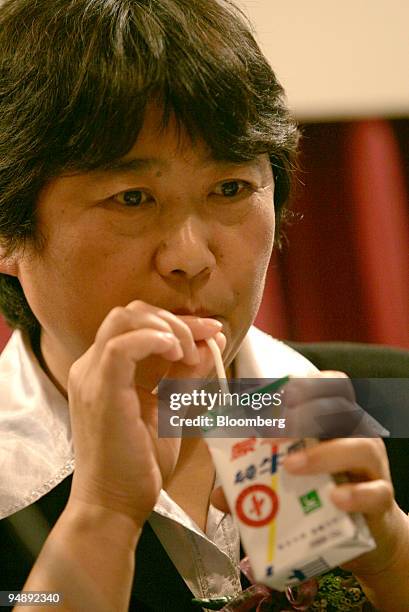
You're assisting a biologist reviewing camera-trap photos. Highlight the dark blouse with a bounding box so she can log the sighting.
[0,474,250,611]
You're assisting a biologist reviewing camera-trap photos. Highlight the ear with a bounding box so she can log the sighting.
[0,247,19,276]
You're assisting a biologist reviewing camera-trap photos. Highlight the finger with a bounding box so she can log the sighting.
[126,302,222,365]
[175,315,224,341]
[210,486,231,514]
[167,331,227,380]
[133,330,227,393]
[94,302,222,367]
[95,305,176,353]
[283,438,389,481]
[152,310,222,365]
[284,371,355,407]
[330,480,394,516]
[94,306,155,349]
[98,328,184,390]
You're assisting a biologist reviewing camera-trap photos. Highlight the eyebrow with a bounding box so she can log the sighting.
[97,157,169,174]
[96,155,267,176]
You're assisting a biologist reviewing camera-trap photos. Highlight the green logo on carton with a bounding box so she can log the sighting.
[299,490,322,514]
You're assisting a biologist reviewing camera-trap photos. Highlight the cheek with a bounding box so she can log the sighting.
[255,192,276,246]
[235,200,275,279]
[222,201,275,316]
[19,223,143,333]
[42,217,139,284]
[220,204,275,363]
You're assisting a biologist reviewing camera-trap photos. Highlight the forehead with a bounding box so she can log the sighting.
[100,105,272,178]
[119,104,213,168]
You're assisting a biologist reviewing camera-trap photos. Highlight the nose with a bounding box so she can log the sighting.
[155,215,216,284]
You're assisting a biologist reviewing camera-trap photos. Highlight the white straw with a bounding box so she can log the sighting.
[205,337,230,396]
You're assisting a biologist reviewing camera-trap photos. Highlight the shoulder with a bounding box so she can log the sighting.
[0,330,73,520]
[236,326,319,378]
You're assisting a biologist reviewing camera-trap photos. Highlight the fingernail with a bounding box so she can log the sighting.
[284,452,308,471]
[201,318,223,328]
[173,341,184,359]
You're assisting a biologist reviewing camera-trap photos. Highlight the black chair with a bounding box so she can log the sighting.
[287,341,409,378]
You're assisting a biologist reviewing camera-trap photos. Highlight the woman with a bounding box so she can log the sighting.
[0,0,407,609]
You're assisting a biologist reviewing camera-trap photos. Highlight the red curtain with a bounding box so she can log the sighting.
[255,118,409,349]
[1,119,409,352]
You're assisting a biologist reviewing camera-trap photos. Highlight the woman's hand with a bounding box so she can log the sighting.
[282,371,409,579]
[211,371,409,609]
[67,300,225,528]
[285,436,409,571]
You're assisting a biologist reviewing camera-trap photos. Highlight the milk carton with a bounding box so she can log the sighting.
[206,436,375,591]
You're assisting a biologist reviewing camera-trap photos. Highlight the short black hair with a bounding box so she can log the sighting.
[0,0,299,336]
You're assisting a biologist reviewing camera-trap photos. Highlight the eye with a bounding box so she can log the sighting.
[112,190,152,207]
[213,180,251,198]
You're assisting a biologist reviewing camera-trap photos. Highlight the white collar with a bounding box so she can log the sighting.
[0,326,316,520]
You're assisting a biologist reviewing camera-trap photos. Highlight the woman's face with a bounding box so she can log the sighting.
[15,106,276,385]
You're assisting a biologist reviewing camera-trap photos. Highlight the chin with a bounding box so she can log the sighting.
[224,324,250,367]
